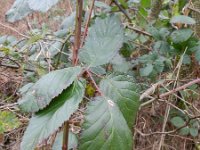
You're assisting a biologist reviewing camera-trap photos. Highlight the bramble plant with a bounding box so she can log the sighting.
[1,0,200,149]
[6,0,140,149]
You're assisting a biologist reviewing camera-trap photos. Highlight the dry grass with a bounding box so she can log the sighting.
[0,0,28,36]
[0,0,71,37]
[135,103,196,150]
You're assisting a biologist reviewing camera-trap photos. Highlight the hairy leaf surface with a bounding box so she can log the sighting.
[170,15,195,25]
[21,80,85,150]
[80,97,132,150]
[18,66,82,112]
[79,16,124,67]
[170,29,193,44]
[6,0,33,23]
[99,74,139,128]
[28,0,60,12]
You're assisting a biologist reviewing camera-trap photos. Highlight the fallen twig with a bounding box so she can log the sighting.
[127,25,152,37]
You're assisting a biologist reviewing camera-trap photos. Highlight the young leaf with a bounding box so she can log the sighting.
[182,54,191,65]
[55,12,76,37]
[110,54,132,72]
[189,128,199,137]
[0,111,21,133]
[179,127,189,135]
[170,15,196,25]
[170,29,193,44]
[28,0,60,12]
[6,0,33,23]
[21,80,85,150]
[140,63,153,77]
[195,49,200,63]
[170,116,185,128]
[18,66,82,112]
[99,74,140,128]
[140,0,151,8]
[154,59,165,73]
[95,1,111,12]
[79,15,124,67]
[80,97,133,150]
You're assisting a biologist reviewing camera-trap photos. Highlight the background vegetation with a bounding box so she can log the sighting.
[0,0,199,150]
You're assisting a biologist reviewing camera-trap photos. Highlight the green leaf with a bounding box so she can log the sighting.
[99,74,139,128]
[139,34,148,43]
[182,54,191,65]
[6,0,33,23]
[170,116,185,128]
[79,16,123,67]
[189,128,198,137]
[190,120,199,128]
[147,26,160,40]
[28,0,60,12]
[90,66,106,75]
[55,12,76,37]
[170,29,193,44]
[48,41,63,57]
[21,80,85,150]
[154,59,165,73]
[95,1,111,11]
[80,97,133,150]
[19,83,34,94]
[18,66,82,112]
[0,111,21,133]
[52,132,78,150]
[170,15,196,25]
[140,64,153,76]
[179,127,189,135]
[140,0,151,8]
[119,0,128,9]
[27,34,43,44]
[60,12,76,30]
[153,41,170,54]
[110,54,131,72]
[195,49,200,63]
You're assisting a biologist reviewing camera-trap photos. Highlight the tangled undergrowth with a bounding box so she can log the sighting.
[0,0,200,150]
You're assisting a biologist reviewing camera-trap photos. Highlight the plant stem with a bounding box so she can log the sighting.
[86,69,103,96]
[62,121,69,150]
[62,1,83,149]
[73,0,83,66]
[113,0,132,22]
[81,0,95,47]
[55,33,72,68]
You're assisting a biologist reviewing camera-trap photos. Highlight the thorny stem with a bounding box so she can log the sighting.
[79,0,104,95]
[55,33,72,68]
[81,0,95,47]
[86,69,103,96]
[63,1,83,150]
[62,121,69,150]
[73,0,83,66]
[113,0,132,22]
